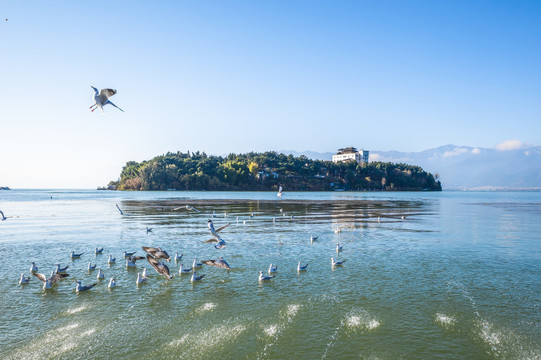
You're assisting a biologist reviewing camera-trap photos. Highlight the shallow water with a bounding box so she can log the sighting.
[0,190,540,359]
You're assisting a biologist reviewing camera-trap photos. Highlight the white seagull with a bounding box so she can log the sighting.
[75,281,97,292]
[192,258,203,269]
[136,272,148,285]
[190,271,205,282]
[123,251,136,257]
[178,263,193,274]
[174,252,183,262]
[108,255,116,264]
[185,205,201,213]
[108,278,116,288]
[277,186,283,198]
[268,263,278,274]
[19,274,30,285]
[88,263,97,271]
[142,268,148,278]
[297,262,308,272]
[70,251,83,259]
[331,257,346,267]
[336,243,343,252]
[33,272,69,290]
[310,235,318,243]
[258,271,275,282]
[95,247,104,255]
[30,262,38,273]
[55,264,69,273]
[97,268,104,279]
[126,256,145,267]
[90,86,124,113]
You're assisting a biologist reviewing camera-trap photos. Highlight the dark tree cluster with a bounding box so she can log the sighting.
[110,151,441,192]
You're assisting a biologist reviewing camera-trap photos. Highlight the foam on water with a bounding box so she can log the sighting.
[343,309,380,332]
[263,324,280,337]
[65,305,90,316]
[196,302,217,314]
[286,304,300,317]
[435,313,456,328]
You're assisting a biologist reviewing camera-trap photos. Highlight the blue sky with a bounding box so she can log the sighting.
[1,1,540,188]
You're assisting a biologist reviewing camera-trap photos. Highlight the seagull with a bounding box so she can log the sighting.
[192,258,203,269]
[178,263,192,274]
[146,254,172,279]
[30,262,38,273]
[70,251,83,259]
[136,272,148,284]
[174,252,183,262]
[277,185,283,198]
[310,235,318,243]
[97,268,104,279]
[146,227,153,234]
[214,236,227,250]
[185,205,201,213]
[0,210,6,221]
[331,257,346,267]
[95,247,104,254]
[336,243,343,252]
[33,272,69,290]
[19,274,30,285]
[90,86,124,113]
[108,278,116,288]
[273,217,276,223]
[258,271,275,282]
[142,268,148,278]
[190,271,205,282]
[207,220,230,237]
[88,263,97,271]
[108,255,116,264]
[116,204,125,215]
[55,264,69,273]
[126,256,145,267]
[297,262,308,272]
[378,216,381,223]
[142,246,170,261]
[202,257,230,272]
[268,263,277,274]
[123,251,136,257]
[75,281,97,292]
[212,211,216,218]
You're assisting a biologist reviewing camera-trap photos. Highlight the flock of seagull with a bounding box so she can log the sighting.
[12,186,352,292]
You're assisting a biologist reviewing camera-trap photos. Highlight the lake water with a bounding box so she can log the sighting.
[0,190,540,359]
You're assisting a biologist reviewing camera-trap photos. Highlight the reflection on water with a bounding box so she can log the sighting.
[0,190,540,359]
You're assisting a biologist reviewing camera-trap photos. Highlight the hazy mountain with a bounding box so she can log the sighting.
[280,145,541,190]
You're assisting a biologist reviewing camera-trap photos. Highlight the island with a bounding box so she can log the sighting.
[107,151,441,191]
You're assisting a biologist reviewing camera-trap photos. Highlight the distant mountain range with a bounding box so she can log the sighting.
[279,145,541,190]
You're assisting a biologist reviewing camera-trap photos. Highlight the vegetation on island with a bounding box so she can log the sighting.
[107,151,442,191]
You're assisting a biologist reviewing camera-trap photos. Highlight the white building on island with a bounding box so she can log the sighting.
[332,147,369,164]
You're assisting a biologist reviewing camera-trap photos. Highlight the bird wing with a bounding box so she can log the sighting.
[142,246,158,255]
[50,273,69,286]
[202,260,216,266]
[99,88,116,99]
[215,223,231,233]
[147,254,170,276]
[156,250,170,260]
[105,100,124,112]
[33,273,47,282]
[201,238,219,243]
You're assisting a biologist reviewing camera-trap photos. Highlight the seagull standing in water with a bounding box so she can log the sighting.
[108,255,116,264]
[33,272,69,290]
[258,271,275,282]
[297,262,308,272]
[277,186,284,198]
[336,243,343,252]
[108,278,116,288]
[179,263,192,274]
[95,247,104,255]
[88,263,97,271]
[30,262,38,273]
[90,86,124,114]
[268,263,278,274]
[75,281,97,292]
[19,274,30,284]
[331,257,346,267]
[190,271,205,282]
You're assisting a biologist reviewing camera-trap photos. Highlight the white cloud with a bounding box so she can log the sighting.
[443,148,469,158]
[495,140,527,151]
[369,153,384,161]
[471,148,481,155]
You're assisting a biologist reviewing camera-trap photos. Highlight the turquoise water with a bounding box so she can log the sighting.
[0,190,540,359]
